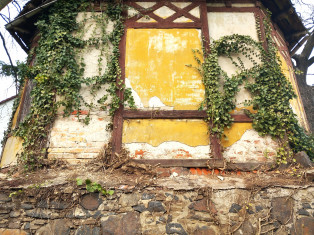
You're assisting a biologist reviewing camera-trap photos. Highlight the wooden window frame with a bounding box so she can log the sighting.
[111,0,262,167]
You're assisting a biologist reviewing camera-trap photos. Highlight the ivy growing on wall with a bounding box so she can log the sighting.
[10,0,134,170]
[194,15,313,162]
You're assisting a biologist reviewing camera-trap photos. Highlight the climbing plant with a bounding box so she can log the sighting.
[193,14,313,162]
[8,0,134,170]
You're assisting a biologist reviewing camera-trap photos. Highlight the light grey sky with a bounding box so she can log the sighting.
[0,0,313,102]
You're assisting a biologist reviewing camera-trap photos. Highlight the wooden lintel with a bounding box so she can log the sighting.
[132,159,274,171]
[123,110,252,122]
[132,159,224,168]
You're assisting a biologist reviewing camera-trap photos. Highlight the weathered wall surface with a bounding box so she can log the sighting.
[0,176,313,235]
[47,13,114,164]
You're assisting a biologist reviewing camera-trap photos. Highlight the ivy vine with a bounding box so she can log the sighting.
[9,0,134,170]
[194,15,313,162]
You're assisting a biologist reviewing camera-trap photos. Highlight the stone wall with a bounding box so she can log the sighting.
[0,181,313,235]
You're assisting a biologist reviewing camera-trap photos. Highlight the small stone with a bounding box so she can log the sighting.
[37,200,48,208]
[0,229,27,235]
[36,219,72,235]
[10,211,21,217]
[132,204,147,213]
[159,216,166,223]
[0,214,9,220]
[142,193,155,200]
[189,199,217,214]
[229,203,242,213]
[21,203,34,210]
[294,151,312,168]
[0,193,11,203]
[75,225,101,235]
[302,203,311,209]
[255,205,263,212]
[271,197,294,224]
[194,226,216,235]
[246,209,254,214]
[24,222,30,230]
[119,193,140,207]
[8,222,20,229]
[33,219,46,225]
[26,208,58,219]
[80,193,102,211]
[51,201,69,210]
[147,201,166,212]
[292,217,314,235]
[234,220,255,235]
[92,211,102,219]
[166,223,188,235]
[0,203,14,210]
[297,209,310,216]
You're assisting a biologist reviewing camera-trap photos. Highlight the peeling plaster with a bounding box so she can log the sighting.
[124,141,211,159]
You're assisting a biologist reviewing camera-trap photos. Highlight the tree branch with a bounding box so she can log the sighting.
[308,56,314,67]
[0,31,18,94]
[301,31,314,60]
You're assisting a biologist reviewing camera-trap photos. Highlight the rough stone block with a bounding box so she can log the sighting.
[80,193,102,211]
[0,193,11,203]
[229,203,242,213]
[119,193,140,207]
[292,217,314,235]
[271,197,294,224]
[294,152,312,168]
[75,225,100,235]
[36,219,72,235]
[0,229,28,235]
[147,201,166,213]
[166,223,187,235]
[189,199,217,214]
[101,212,141,235]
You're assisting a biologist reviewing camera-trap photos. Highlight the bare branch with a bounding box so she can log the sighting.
[300,31,314,60]
[0,31,18,94]
[308,56,314,67]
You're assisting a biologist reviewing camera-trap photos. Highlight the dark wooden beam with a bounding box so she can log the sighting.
[123,110,252,122]
[132,159,224,168]
[132,159,274,171]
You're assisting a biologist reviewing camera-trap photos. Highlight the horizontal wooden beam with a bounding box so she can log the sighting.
[132,159,224,168]
[125,22,202,29]
[132,159,274,171]
[123,110,252,122]
[207,7,258,13]
[123,110,206,119]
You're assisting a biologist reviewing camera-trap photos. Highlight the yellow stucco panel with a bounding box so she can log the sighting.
[125,28,204,110]
[277,52,309,130]
[0,136,23,168]
[122,119,209,147]
[221,123,253,148]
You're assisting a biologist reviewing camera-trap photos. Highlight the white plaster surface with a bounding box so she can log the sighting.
[48,114,111,161]
[172,2,190,9]
[223,129,278,163]
[208,12,258,41]
[124,141,211,159]
[0,99,14,154]
[136,2,156,9]
[125,78,144,108]
[154,6,175,19]
[189,6,200,18]
[208,12,260,108]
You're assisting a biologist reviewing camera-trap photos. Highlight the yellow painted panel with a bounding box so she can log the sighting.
[11,85,26,128]
[122,119,209,147]
[125,28,204,110]
[0,136,23,168]
[222,123,253,147]
[277,52,309,130]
